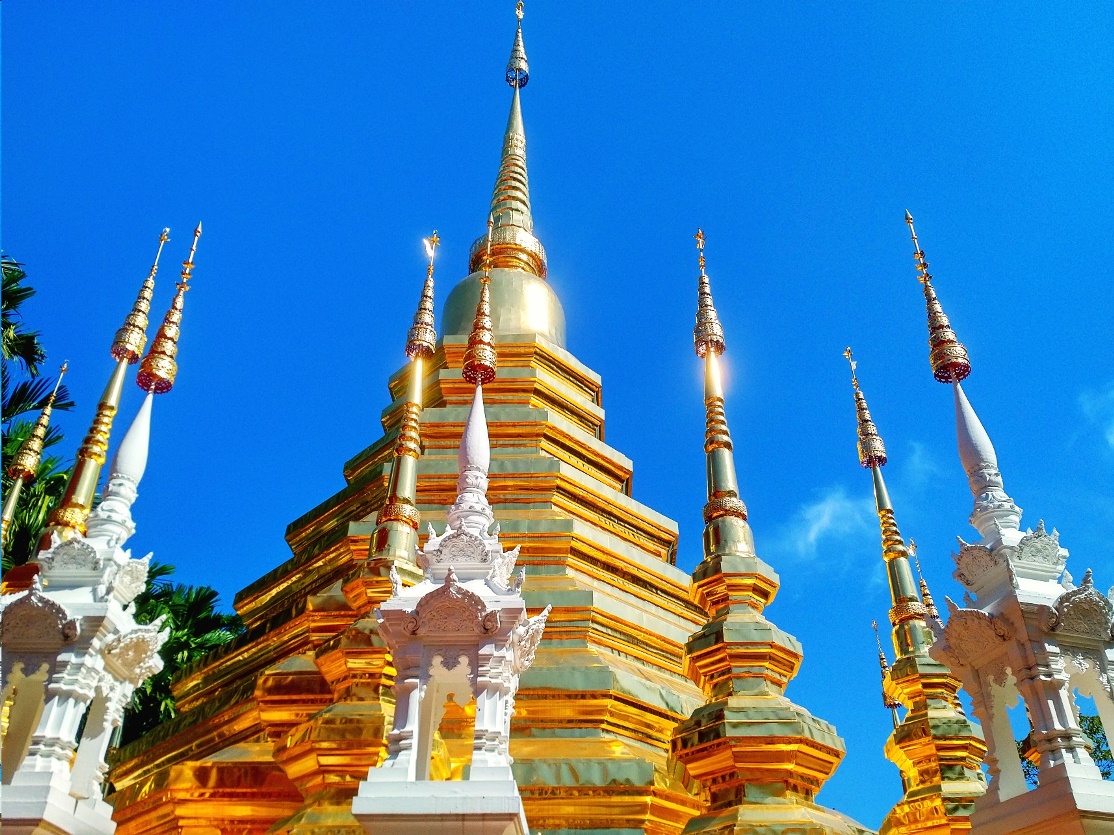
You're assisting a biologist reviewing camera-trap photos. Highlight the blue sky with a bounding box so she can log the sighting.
[4,2,1112,828]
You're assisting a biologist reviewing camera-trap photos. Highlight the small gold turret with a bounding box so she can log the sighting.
[43,229,172,541]
[462,218,498,386]
[2,364,68,549]
[467,1,547,278]
[372,232,441,557]
[873,619,902,728]
[905,211,971,384]
[909,540,940,622]
[137,223,201,394]
[695,230,747,528]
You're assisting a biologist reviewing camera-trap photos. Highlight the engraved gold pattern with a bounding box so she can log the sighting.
[845,347,887,467]
[693,228,726,358]
[377,501,420,530]
[462,217,498,385]
[406,232,439,360]
[112,228,169,363]
[905,211,971,383]
[137,223,200,394]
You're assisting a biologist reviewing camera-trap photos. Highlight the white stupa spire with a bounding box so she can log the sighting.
[447,385,495,536]
[85,392,154,547]
[953,377,1021,541]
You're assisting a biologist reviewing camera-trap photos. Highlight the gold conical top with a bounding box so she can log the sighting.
[845,347,887,468]
[462,218,498,385]
[406,232,440,360]
[111,228,170,363]
[910,540,940,621]
[693,229,726,358]
[468,1,547,278]
[905,212,971,384]
[7,363,68,483]
[137,223,200,394]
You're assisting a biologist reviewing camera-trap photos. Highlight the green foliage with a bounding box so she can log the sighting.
[2,255,75,571]
[120,562,244,746]
[1019,714,1112,787]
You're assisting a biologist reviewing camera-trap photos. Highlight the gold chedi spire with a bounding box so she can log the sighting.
[43,229,174,540]
[2,364,68,548]
[467,1,547,279]
[847,352,987,835]
[462,218,498,386]
[905,211,971,384]
[845,349,928,658]
[372,233,441,558]
[695,230,746,526]
[137,223,201,394]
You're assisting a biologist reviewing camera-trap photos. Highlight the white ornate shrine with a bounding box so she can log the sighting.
[352,384,550,835]
[1,394,169,835]
[928,381,1114,834]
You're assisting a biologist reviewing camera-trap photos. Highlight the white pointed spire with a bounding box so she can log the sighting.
[446,385,495,536]
[85,392,154,547]
[953,381,1021,539]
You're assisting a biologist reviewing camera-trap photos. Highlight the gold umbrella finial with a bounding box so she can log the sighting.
[693,228,725,358]
[846,348,886,468]
[905,212,971,383]
[406,231,440,360]
[136,223,202,394]
[872,620,902,717]
[909,540,940,621]
[111,227,170,363]
[462,217,498,386]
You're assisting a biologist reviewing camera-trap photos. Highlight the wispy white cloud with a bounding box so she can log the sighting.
[902,440,943,487]
[778,485,875,560]
[1079,383,1114,450]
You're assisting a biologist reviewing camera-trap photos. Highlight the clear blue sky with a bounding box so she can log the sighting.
[4,2,1112,828]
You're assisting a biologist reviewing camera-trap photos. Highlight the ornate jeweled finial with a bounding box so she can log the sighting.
[506,2,529,88]
[846,348,886,468]
[693,228,726,358]
[112,228,170,363]
[406,231,440,360]
[463,218,498,385]
[905,212,971,383]
[136,223,200,394]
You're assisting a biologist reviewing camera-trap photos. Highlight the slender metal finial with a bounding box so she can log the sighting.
[905,212,971,383]
[506,2,529,88]
[909,540,941,621]
[843,346,859,391]
[137,224,202,394]
[406,231,440,360]
[847,349,886,468]
[112,227,171,363]
[873,620,902,715]
[463,217,498,385]
[693,228,726,358]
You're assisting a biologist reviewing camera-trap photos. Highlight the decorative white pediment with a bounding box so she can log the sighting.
[38,536,103,574]
[1014,521,1066,571]
[110,553,151,606]
[932,596,1012,672]
[953,537,1002,588]
[511,605,551,675]
[1045,569,1114,641]
[403,569,499,637]
[103,618,168,683]
[0,579,80,649]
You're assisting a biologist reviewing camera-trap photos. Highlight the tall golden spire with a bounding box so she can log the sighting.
[694,230,747,530]
[467,1,547,278]
[372,232,441,560]
[43,229,172,541]
[462,218,498,385]
[137,223,201,394]
[905,211,971,383]
[2,364,68,549]
[845,349,929,658]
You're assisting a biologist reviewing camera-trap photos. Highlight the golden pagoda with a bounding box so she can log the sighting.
[108,7,868,834]
[845,349,987,834]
